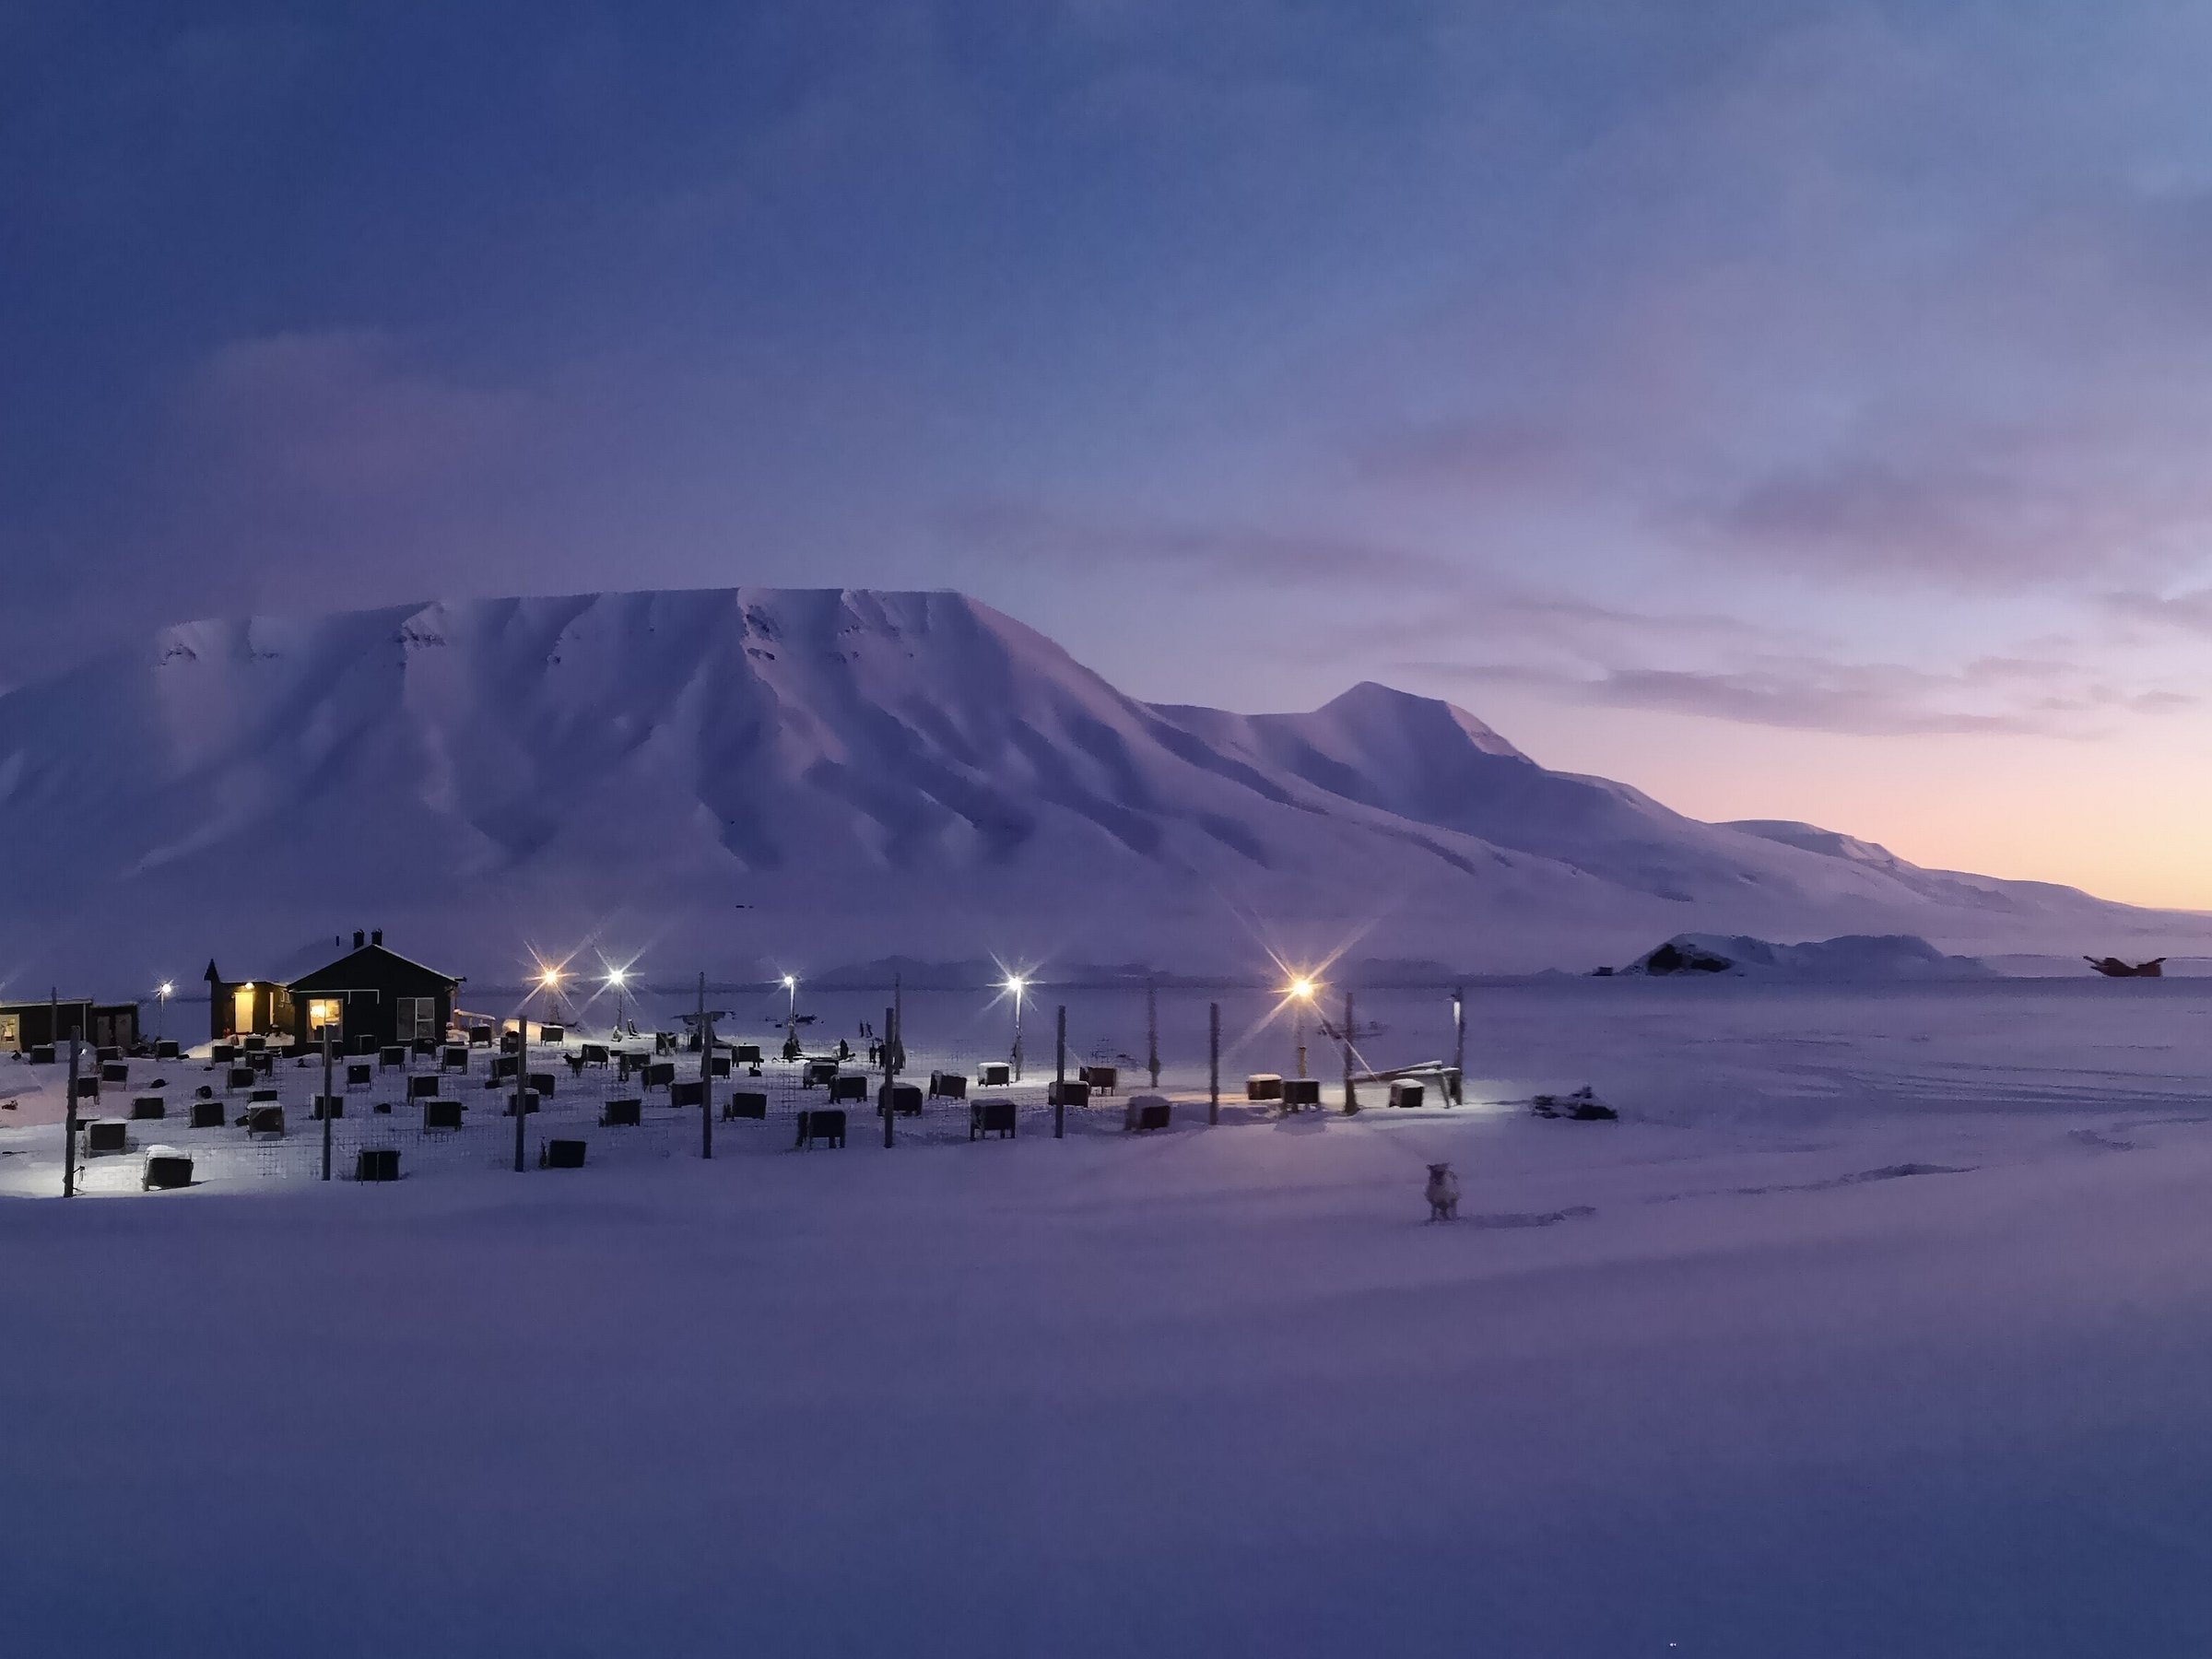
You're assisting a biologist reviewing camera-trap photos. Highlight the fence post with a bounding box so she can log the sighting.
[513,1015,529,1173]
[1452,983,1466,1105]
[700,973,715,1161]
[1208,1001,1219,1125]
[1341,990,1357,1113]
[322,1024,335,1180]
[63,1026,79,1198]
[1146,977,1159,1088]
[882,1004,897,1148]
[1053,1005,1066,1139]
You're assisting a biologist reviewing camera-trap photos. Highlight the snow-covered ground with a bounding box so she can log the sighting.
[6,980,2211,1654]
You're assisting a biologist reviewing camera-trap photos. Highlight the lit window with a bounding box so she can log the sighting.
[309,998,343,1030]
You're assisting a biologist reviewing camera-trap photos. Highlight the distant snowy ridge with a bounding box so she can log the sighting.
[0,586,2202,987]
[1624,934,1994,980]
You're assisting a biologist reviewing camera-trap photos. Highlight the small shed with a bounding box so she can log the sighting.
[282,932,464,1051]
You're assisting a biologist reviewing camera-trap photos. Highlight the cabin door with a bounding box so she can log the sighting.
[233,985,256,1035]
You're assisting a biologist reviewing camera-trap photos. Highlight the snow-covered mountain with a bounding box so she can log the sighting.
[0,587,2197,986]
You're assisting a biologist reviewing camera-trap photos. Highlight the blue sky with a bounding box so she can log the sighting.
[8,2,2212,900]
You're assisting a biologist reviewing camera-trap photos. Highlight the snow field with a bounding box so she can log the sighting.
[5,979,2212,1654]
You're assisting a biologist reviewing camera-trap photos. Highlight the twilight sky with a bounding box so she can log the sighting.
[7,2,2212,905]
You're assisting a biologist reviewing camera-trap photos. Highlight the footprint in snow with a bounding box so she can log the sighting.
[1456,1205,1597,1230]
[2067,1127,2136,1153]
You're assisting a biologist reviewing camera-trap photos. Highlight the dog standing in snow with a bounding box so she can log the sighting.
[1424,1162,1460,1222]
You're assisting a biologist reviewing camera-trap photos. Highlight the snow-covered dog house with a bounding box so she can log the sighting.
[928,1070,968,1100]
[1280,1078,1321,1110]
[1123,1094,1171,1132]
[1246,1074,1282,1101]
[142,1147,192,1190]
[794,1109,846,1148]
[978,1063,1012,1088]
[1389,1080,1425,1110]
[1080,1065,1118,1095]
[970,1100,1017,1140]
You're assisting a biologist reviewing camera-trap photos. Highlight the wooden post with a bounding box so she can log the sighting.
[1207,1001,1219,1125]
[1053,1005,1066,1139]
[1146,977,1159,1088]
[882,1004,897,1148]
[321,1023,335,1180]
[1452,984,1466,1105]
[700,972,714,1160]
[512,1014,529,1173]
[893,972,904,1073]
[1341,990,1357,1113]
[63,1025,79,1198]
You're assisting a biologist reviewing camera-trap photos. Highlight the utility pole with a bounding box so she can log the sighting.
[1341,989,1357,1113]
[893,972,904,1073]
[1452,984,1466,1106]
[700,972,714,1161]
[1146,977,1159,1088]
[321,1022,335,1180]
[1053,1005,1066,1139]
[63,1025,79,1198]
[881,1004,898,1149]
[512,1014,529,1173]
[1207,1001,1219,1126]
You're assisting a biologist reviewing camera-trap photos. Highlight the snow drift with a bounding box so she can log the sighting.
[0,587,2200,985]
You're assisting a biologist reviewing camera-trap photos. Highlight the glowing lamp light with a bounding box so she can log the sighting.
[605,968,628,988]
[1288,977,1316,1001]
[1005,975,1027,995]
[157,982,174,999]
[539,967,561,989]
[782,973,797,991]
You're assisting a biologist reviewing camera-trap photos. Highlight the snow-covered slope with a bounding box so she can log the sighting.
[0,588,2197,983]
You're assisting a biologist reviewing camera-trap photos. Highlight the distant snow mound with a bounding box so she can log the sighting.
[1627,934,1992,980]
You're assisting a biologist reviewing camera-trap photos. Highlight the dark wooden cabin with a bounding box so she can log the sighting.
[282,931,463,1050]
[204,960,295,1043]
[0,998,138,1053]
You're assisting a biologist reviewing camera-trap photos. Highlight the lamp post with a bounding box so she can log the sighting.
[606,966,628,1037]
[155,981,173,1043]
[1288,977,1317,1080]
[782,974,797,1043]
[538,966,561,1039]
[1006,976,1026,1081]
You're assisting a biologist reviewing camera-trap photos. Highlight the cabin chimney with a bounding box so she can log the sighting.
[353,930,366,950]
[371,929,382,947]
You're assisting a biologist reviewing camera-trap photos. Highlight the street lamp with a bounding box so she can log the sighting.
[1287,976,1319,1079]
[1005,975,1027,1080]
[781,973,797,1043]
[155,980,173,1042]
[606,966,628,1036]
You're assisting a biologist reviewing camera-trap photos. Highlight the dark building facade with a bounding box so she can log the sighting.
[281,932,463,1050]
[204,962,295,1043]
[0,998,138,1053]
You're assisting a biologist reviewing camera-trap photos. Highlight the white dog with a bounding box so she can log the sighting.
[1424,1162,1460,1222]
